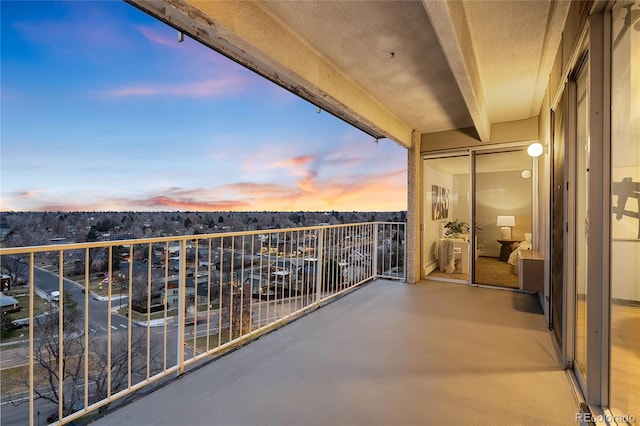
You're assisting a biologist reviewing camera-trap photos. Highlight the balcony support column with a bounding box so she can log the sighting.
[406,130,422,284]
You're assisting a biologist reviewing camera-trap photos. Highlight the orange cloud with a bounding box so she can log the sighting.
[1,167,406,212]
[297,171,319,193]
[143,196,250,211]
[267,154,316,169]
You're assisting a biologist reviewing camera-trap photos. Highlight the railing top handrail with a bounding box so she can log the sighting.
[0,221,405,255]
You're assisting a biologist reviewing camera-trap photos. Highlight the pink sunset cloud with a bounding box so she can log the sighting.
[267,154,317,169]
[1,170,406,212]
[141,196,250,211]
[137,26,178,48]
[103,74,250,98]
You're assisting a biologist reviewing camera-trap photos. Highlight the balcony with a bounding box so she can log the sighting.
[1,221,581,425]
[0,222,406,425]
[93,279,579,426]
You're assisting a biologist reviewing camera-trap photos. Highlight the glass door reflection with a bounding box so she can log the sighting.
[423,155,470,282]
[473,150,532,288]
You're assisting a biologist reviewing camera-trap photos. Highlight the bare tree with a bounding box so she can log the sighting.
[6,294,87,417]
[0,255,29,288]
[89,327,163,413]
[6,293,162,420]
[219,282,252,341]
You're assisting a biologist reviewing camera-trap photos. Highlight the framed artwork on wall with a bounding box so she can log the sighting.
[432,185,449,220]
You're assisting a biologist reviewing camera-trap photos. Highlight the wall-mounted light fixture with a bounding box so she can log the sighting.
[527,142,544,157]
[521,169,531,179]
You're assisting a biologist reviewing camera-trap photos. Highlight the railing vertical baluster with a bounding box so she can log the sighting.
[257,236,263,330]
[193,240,199,358]
[240,235,245,338]
[266,233,271,324]
[272,232,278,321]
[147,243,152,379]
[84,248,90,408]
[229,236,235,344]
[128,244,133,388]
[206,238,212,352]
[316,228,324,305]
[28,253,34,426]
[373,223,379,278]
[296,229,301,312]
[107,246,113,398]
[218,238,223,348]
[403,223,407,280]
[249,234,254,332]
[163,242,169,371]
[57,250,64,421]
[177,239,186,375]
[335,226,341,292]
[287,229,293,314]
[396,223,401,278]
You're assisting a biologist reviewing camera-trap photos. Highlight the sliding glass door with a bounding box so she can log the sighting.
[473,149,533,288]
[574,58,589,386]
[609,1,640,418]
[423,149,535,287]
[422,155,470,282]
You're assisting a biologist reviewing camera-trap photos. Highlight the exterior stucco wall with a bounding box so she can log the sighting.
[420,117,539,152]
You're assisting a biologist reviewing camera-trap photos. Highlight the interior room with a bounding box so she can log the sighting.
[423,148,534,289]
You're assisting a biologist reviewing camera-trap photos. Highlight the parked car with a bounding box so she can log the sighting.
[49,291,60,302]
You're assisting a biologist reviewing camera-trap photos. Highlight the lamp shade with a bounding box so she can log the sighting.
[496,216,516,227]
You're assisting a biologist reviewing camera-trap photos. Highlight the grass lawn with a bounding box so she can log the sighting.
[116,306,179,322]
[1,289,52,344]
[0,364,31,394]
[4,290,51,319]
[70,274,113,298]
[115,302,218,323]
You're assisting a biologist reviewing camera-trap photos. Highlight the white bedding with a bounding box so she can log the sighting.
[508,241,532,273]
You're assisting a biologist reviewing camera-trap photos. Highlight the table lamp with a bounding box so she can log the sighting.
[496,215,515,240]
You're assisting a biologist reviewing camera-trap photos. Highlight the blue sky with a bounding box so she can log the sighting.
[0,1,407,212]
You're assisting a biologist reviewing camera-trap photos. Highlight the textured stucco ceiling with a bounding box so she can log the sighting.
[256,0,569,136]
[130,0,570,145]
[463,0,559,123]
[256,0,474,133]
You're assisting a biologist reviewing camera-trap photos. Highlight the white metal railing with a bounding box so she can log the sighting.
[0,222,405,425]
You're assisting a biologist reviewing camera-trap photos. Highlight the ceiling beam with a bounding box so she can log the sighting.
[127,0,414,148]
[421,0,491,142]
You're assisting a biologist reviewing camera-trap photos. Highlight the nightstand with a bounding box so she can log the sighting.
[497,239,519,261]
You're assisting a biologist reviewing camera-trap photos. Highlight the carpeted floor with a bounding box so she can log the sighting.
[475,256,519,288]
[428,256,519,288]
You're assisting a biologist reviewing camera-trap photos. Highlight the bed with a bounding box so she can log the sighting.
[507,234,533,274]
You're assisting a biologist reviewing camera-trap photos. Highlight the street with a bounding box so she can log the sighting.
[31,267,129,333]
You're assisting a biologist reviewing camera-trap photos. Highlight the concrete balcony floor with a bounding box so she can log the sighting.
[94,280,579,426]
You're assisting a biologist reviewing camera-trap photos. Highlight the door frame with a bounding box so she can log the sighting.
[421,142,539,287]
